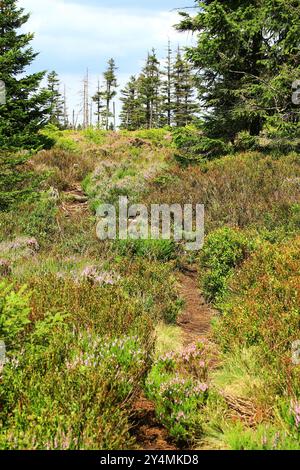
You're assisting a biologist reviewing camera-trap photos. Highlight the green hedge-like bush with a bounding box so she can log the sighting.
[0,282,31,348]
[200,227,255,302]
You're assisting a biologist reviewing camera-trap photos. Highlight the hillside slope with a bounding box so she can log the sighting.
[0,129,299,449]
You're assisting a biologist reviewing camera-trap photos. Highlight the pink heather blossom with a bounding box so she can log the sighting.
[291,400,300,429]
[176,411,186,421]
[198,383,208,393]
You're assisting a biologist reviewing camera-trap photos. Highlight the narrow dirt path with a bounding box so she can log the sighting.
[133,267,216,450]
[61,184,88,216]
[177,268,215,346]
[132,396,178,450]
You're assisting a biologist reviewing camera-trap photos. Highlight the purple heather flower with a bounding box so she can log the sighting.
[291,400,300,429]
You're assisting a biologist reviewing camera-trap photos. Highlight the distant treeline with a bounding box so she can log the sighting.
[46,44,199,132]
[0,0,299,150]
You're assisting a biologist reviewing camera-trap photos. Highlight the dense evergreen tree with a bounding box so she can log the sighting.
[0,0,50,149]
[47,71,64,128]
[172,48,198,127]
[120,76,142,130]
[0,152,40,211]
[138,50,162,129]
[120,45,198,130]
[177,0,300,140]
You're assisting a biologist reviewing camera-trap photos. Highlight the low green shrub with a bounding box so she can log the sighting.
[0,281,31,349]
[200,227,255,302]
[40,125,79,153]
[18,195,58,244]
[121,128,171,147]
[83,128,107,145]
[114,239,178,262]
[0,152,42,212]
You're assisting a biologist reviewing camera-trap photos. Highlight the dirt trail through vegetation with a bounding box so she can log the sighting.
[177,269,215,347]
[133,268,216,450]
[61,184,88,216]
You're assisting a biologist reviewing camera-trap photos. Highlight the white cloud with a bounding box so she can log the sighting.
[20,0,190,62]
[19,0,193,125]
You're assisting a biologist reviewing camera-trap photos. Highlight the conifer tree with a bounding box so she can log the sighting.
[47,71,64,128]
[92,80,105,129]
[0,0,50,149]
[102,58,118,131]
[177,0,300,140]
[138,50,162,129]
[120,76,142,130]
[172,48,198,127]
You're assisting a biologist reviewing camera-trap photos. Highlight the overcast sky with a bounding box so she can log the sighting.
[19,0,195,125]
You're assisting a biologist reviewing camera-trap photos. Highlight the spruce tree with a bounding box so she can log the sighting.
[177,0,300,140]
[172,48,198,127]
[92,80,105,129]
[120,76,142,130]
[0,152,40,211]
[102,58,118,131]
[47,71,64,128]
[138,50,162,129]
[0,0,50,149]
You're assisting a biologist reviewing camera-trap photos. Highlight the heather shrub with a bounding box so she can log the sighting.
[143,152,300,234]
[31,148,95,191]
[0,194,58,247]
[0,257,180,449]
[214,236,300,392]
[146,342,211,444]
[146,372,207,444]
[0,330,148,449]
